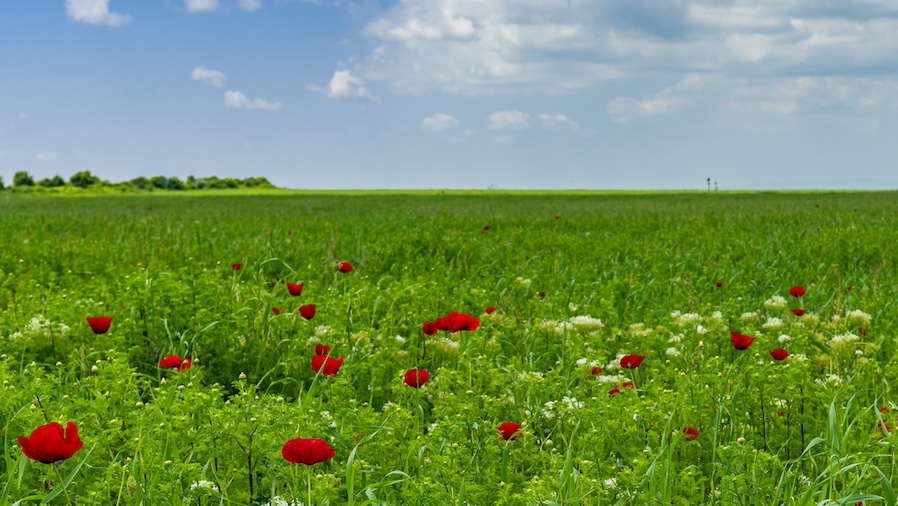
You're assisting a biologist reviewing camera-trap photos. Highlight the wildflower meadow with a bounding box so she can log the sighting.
[1,190,898,505]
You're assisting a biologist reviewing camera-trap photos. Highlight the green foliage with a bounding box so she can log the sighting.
[68,171,100,189]
[13,171,34,187]
[1,191,898,503]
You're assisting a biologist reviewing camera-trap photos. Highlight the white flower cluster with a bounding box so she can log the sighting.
[762,317,784,330]
[740,312,758,321]
[628,322,653,338]
[847,309,872,326]
[596,374,626,385]
[262,497,303,506]
[541,316,604,335]
[561,396,584,410]
[778,334,791,343]
[763,295,787,311]
[670,311,700,327]
[8,315,70,341]
[665,347,680,357]
[515,277,532,288]
[668,334,682,343]
[605,353,627,372]
[189,480,216,491]
[314,325,332,338]
[828,333,859,347]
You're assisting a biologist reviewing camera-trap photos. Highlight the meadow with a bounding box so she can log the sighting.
[1,190,897,505]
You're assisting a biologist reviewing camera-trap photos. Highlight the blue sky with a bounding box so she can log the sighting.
[2,0,898,190]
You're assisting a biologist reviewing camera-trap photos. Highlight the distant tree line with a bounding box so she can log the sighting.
[0,171,275,192]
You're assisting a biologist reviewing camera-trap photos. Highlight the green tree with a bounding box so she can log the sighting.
[0,176,5,190]
[130,177,150,190]
[38,175,66,187]
[69,170,100,189]
[150,175,168,189]
[13,171,34,187]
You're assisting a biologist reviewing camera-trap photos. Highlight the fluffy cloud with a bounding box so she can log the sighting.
[224,91,282,110]
[185,0,218,13]
[361,0,898,112]
[191,66,226,87]
[65,0,132,27]
[35,152,60,161]
[307,70,378,102]
[238,0,262,12]
[421,113,460,132]
[488,110,578,130]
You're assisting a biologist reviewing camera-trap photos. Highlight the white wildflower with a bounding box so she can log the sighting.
[596,374,626,385]
[764,295,787,311]
[778,334,791,344]
[829,333,859,347]
[190,480,216,491]
[668,334,682,344]
[314,325,332,338]
[394,335,406,344]
[740,312,758,321]
[666,347,681,357]
[604,478,618,490]
[569,316,604,330]
[847,309,872,327]
[576,358,588,367]
[515,277,532,288]
[562,396,584,410]
[696,325,708,335]
[762,317,784,330]
[568,302,579,312]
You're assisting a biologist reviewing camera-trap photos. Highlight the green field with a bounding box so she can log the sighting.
[2,191,898,505]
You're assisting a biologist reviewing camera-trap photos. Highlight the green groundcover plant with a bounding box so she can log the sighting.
[1,191,898,505]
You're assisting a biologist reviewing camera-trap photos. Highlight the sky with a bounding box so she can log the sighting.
[2,0,898,190]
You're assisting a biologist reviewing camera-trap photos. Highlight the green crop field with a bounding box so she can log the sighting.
[2,191,898,505]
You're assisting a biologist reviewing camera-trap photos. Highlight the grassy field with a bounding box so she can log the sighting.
[2,191,898,505]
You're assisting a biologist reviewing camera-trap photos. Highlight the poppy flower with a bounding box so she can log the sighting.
[446,312,480,333]
[338,261,352,273]
[315,344,330,356]
[554,215,561,220]
[730,331,755,351]
[620,381,635,390]
[860,328,869,336]
[311,355,344,377]
[86,316,113,334]
[282,438,334,465]
[482,225,490,233]
[299,304,316,320]
[422,322,438,335]
[682,427,699,441]
[18,422,83,464]
[286,283,304,296]
[232,263,243,271]
[403,369,430,388]
[538,292,546,299]
[485,307,496,314]
[789,285,805,298]
[791,309,806,316]
[608,387,622,396]
[715,282,723,288]
[620,354,645,369]
[770,348,789,361]
[497,422,523,441]
[159,355,192,371]
[272,308,281,315]
[591,367,602,375]
[847,286,853,291]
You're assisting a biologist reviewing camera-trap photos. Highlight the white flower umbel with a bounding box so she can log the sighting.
[762,317,784,330]
[778,334,791,343]
[764,295,787,311]
[740,312,758,321]
[847,309,872,327]
[666,347,681,357]
[829,333,859,347]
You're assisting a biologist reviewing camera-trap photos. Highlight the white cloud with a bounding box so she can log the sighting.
[421,113,460,132]
[224,91,282,111]
[361,0,898,105]
[185,0,218,13]
[191,66,226,87]
[488,110,530,130]
[35,152,60,161]
[535,114,578,130]
[238,0,262,12]
[65,0,132,27]
[307,70,378,102]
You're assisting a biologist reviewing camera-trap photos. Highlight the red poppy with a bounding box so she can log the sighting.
[715,282,723,288]
[847,286,853,291]
[338,261,352,273]
[791,309,806,316]
[591,367,602,375]
[860,328,869,336]
[281,438,335,465]
[770,348,789,361]
[608,387,622,396]
[882,406,890,414]
[620,354,645,369]
[159,355,192,371]
[286,283,304,296]
[232,263,243,271]
[272,308,281,315]
[682,427,699,441]
[311,355,344,376]
[789,285,805,298]
[315,344,330,356]
[86,316,113,334]
[620,381,635,389]
[299,304,316,320]
[18,422,83,464]
[730,331,755,351]
[554,215,561,220]
[482,225,490,233]
[538,292,546,299]
[422,322,437,336]
[485,307,496,314]
[446,312,480,332]
[403,369,430,388]
[497,422,523,441]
